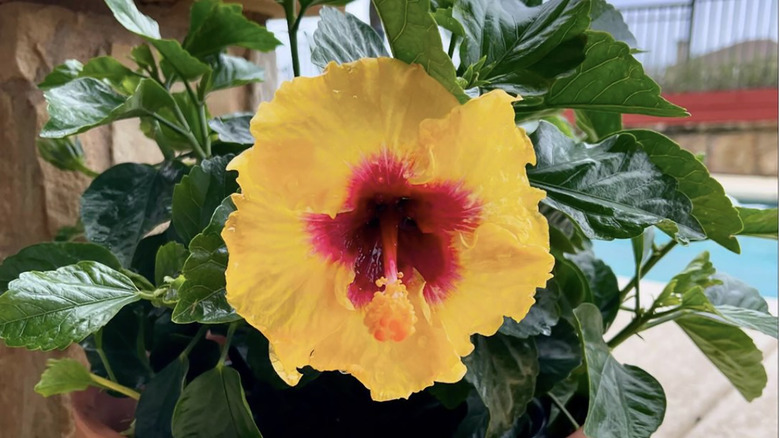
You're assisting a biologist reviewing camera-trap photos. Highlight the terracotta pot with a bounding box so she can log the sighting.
[70,386,137,438]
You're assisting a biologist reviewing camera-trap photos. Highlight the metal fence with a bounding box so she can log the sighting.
[619,0,779,92]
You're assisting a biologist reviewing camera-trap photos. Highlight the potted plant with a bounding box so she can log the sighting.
[1,0,776,437]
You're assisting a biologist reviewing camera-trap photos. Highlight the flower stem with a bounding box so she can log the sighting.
[447,35,458,59]
[218,322,239,366]
[285,2,304,77]
[148,113,206,160]
[90,374,141,400]
[181,325,209,359]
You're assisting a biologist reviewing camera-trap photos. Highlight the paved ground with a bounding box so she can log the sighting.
[608,279,778,437]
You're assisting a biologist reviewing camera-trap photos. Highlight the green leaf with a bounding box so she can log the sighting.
[574,109,622,142]
[38,60,83,90]
[0,242,121,292]
[534,319,582,394]
[311,7,389,70]
[589,0,636,47]
[81,162,186,266]
[709,306,779,338]
[515,32,688,117]
[455,0,590,95]
[499,285,559,339]
[628,130,742,253]
[209,114,253,145]
[172,198,238,324]
[130,44,157,72]
[428,380,473,409]
[0,262,140,350]
[433,7,465,37]
[183,0,280,59]
[676,315,767,401]
[104,0,162,38]
[566,247,620,329]
[104,0,210,80]
[209,54,264,91]
[172,155,238,244]
[36,137,93,174]
[135,357,189,438]
[34,358,94,397]
[373,0,468,102]
[574,303,666,438]
[80,56,141,94]
[40,78,177,138]
[464,334,538,438]
[737,207,778,239]
[171,366,262,438]
[705,273,770,313]
[155,242,189,286]
[528,121,705,242]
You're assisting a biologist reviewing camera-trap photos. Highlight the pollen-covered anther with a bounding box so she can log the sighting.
[363,277,417,342]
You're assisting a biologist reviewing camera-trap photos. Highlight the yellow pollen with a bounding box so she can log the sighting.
[363,276,417,342]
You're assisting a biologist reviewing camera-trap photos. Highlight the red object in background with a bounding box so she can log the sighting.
[622,88,778,126]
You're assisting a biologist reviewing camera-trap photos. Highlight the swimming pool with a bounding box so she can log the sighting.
[592,234,779,298]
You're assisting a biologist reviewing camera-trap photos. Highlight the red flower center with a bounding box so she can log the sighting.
[306,152,482,308]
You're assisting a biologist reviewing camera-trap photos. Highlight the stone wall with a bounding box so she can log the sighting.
[664,122,778,177]
[0,1,273,436]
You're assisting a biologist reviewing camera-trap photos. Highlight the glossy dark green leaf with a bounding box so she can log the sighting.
[464,334,538,438]
[81,162,186,266]
[628,130,742,253]
[534,319,582,394]
[589,0,636,47]
[0,262,140,350]
[135,357,189,438]
[104,0,210,80]
[80,56,141,94]
[155,242,189,286]
[373,0,468,102]
[553,254,593,309]
[311,7,389,70]
[209,114,253,145]
[172,198,237,324]
[528,121,705,242]
[0,242,121,292]
[172,155,237,244]
[676,315,767,401]
[34,358,94,396]
[515,32,688,117]
[455,0,589,95]
[428,380,473,410]
[574,304,666,438]
[36,136,92,174]
[131,44,157,72]
[499,285,559,339]
[171,366,262,438]
[566,247,620,329]
[183,0,280,59]
[736,207,778,239]
[543,204,588,253]
[40,78,177,138]
[209,54,264,91]
[38,59,83,90]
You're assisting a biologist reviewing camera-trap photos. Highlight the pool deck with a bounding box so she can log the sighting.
[609,279,778,437]
[713,173,778,204]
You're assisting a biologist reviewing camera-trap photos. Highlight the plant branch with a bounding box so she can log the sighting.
[94,329,118,383]
[619,240,678,302]
[285,2,303,77]
[90,374,141,400]
[447,35,458,59]
[549,393,580,431]
[181,325,209,359]
[148,112,206,160]
[218,322,239,366]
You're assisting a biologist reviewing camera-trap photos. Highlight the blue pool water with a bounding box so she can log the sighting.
[592,235,779,298]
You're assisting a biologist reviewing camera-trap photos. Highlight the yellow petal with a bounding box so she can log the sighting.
[222,192,354,379]
[416,90,549,247]
[241,58,458,217]
[309,281,466,401]
[437,223,554,356]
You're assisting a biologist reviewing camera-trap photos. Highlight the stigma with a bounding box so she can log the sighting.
[363,275,417,342]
